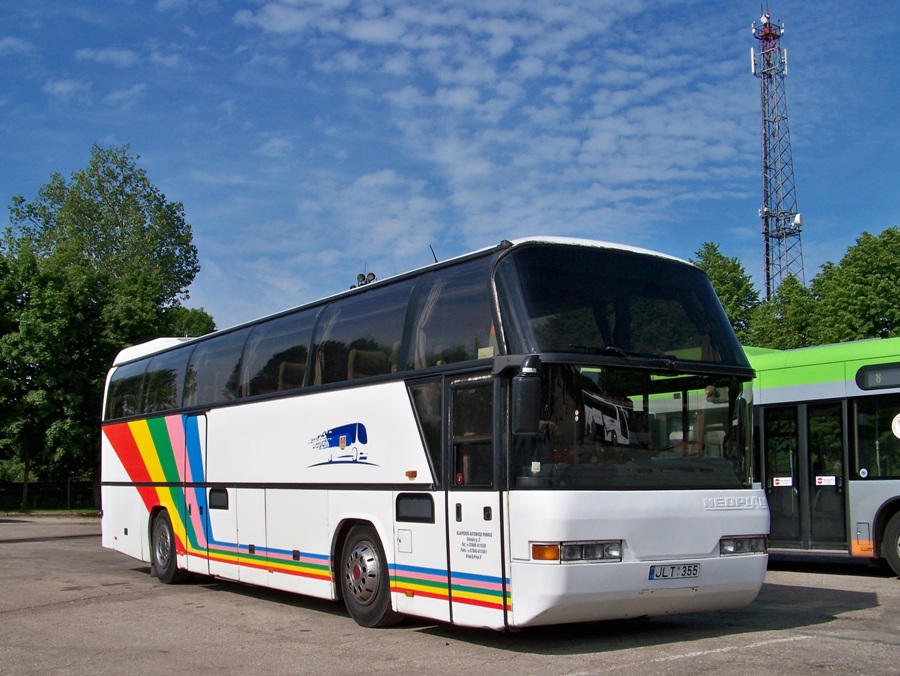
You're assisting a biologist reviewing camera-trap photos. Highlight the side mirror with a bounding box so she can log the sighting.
[511,355,541,435]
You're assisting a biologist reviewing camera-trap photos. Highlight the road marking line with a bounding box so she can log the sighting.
[647,635,811,663]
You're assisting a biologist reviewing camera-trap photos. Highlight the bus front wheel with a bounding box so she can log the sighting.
[884,512,900,577]
[340,525,401,627]
[152,510,188,584]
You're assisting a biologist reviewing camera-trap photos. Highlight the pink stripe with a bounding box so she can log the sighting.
[165,415,187,481]
[450,576,504,592]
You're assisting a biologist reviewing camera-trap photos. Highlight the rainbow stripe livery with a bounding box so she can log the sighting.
[103,415,332,582]
[390,564,511,612]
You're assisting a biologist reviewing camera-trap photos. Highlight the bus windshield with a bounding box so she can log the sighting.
[512,363,751,490]
[495,243,748,367]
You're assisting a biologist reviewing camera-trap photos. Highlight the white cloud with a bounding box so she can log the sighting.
[104,84,146,108]
[75,47,138,68]
[515,55,545,79]
[42,79,91,101]
[0,36,33,55]
[235,3,318,34]
[344,17,406,44]
[151,51,183,68]
[255,135,293,158]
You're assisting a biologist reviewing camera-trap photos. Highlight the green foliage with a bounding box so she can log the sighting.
[745,275,815,349]
[0,144,213,487]
[696,227,900,350]
[691,242,760,343]
[164,306,216,337]
[810,228,900,342]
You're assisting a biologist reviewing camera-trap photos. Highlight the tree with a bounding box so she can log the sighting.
[745,274,815,349]
[810,227,900,343]
[1,144,213,503]
[165,306,216,337]
[691,242,760,343]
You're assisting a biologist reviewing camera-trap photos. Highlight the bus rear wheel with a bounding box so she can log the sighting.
[152,510,188,584]
[340,525,401,627]
[884,512,900,577]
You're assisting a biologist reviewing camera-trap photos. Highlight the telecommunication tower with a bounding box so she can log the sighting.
[752,10,805,299]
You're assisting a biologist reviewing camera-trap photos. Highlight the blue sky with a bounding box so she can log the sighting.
[1,1,898,331]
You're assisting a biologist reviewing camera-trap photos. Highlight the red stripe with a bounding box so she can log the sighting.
[105,423,165,515]
[205,555,332,581]
[453,597,507,610]
[104,422,152,484]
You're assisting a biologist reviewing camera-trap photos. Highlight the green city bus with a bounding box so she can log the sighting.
[747,339,900,575]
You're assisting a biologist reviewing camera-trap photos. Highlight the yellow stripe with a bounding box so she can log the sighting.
[451,589,502,605]
[129,419,167,483]
[393,581,448,595]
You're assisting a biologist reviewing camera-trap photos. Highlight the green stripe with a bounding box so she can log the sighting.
[147,416,180,482]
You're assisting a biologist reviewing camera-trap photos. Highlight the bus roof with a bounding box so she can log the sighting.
[113,337,195,364]
[112,237,693,367]
[744,337,900,404]
[745,338,900,372]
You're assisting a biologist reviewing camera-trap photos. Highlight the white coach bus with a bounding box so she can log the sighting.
[101,237,768,630]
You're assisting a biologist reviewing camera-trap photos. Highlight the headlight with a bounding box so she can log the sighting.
[719,535,767,555]
[532,540,623,562]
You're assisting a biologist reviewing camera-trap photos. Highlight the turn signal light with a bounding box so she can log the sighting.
[531,544,560,561]
[532,540,622,562]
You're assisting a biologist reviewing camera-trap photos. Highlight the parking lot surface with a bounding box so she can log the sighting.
[1,516,898,675]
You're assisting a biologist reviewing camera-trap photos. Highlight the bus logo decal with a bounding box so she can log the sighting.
[702,496,767,511]
[308,422,376,467]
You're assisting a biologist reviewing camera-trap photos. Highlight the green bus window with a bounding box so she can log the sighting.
[855,395,900,479]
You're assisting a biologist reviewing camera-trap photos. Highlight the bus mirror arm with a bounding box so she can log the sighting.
[511,355,542,435]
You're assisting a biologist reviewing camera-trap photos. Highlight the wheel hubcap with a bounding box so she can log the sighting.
[156,525,171,567]
[345,541,380,605]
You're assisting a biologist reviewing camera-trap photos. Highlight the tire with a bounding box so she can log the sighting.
[340,525,401,627]
[884,512,900,577]
[152,510,188,584]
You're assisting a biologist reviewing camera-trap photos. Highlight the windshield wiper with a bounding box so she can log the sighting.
[569,345,633,357]
[569,344,679,370]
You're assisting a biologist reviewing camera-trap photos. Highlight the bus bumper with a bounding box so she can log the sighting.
[506,553,768,628]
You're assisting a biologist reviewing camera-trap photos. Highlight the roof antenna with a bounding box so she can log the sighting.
[429,244,439,263]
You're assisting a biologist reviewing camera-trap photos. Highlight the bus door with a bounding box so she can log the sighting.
[761,403,846,550]
[394,379,450,623]
[205,417,238,579]
[446,376,507,629]
[183,414,210,575]
[807,402,846,547]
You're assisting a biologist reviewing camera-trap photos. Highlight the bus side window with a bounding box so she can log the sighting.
[409,380,443,486]
[144,348,190,413]
[105,360,148,420]
[184,328,250,407]
[241,310,315,396]
[452,384,494,486]
[407,260,496,370]
[313,280,415,385]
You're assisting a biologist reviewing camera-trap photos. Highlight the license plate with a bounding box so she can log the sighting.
[648,563,700,580]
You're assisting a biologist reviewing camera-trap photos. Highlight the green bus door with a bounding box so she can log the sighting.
[761,402,847,551]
